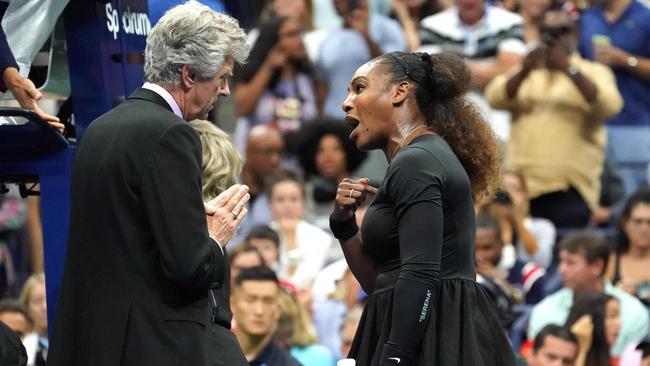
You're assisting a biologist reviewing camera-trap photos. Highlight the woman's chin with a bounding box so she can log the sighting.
[355,141,370,151]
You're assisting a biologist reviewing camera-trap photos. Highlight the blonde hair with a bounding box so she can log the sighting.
[189,119,242,201]
[19,273,46,333]
[277,290,318,347]
[19,272,45,308]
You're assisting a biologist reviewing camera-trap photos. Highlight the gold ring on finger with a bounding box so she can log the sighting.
[349,189,355,198]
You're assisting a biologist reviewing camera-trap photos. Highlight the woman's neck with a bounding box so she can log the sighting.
[281,63,296,79]
[627,245,650,259]
[385,122,430,162]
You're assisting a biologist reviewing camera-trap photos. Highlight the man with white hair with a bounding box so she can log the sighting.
[48,2,251,365]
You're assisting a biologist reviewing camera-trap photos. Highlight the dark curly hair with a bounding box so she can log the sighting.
[615,188,650,254]
[297,119,368,178]
[375,51,501,200]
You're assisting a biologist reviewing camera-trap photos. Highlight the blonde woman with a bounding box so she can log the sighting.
[277,288,336,366]
[189,118,249,365]
[189,119,243,202]
[19,272,47,366]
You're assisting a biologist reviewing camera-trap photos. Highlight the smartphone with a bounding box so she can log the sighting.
[493,189,513,205]
[591,34,611,49]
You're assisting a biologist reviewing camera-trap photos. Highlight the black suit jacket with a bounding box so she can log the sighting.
[48,89,244,366]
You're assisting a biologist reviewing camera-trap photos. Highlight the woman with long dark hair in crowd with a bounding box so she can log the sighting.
[298,119,367,230]
[329,51,517,365]
[235,16,320,135]
[607,188,650,304]
[565,292,621,366]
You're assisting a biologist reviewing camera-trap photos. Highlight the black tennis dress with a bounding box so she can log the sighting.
[350,135,518,366]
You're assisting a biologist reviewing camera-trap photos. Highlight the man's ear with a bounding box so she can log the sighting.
[591,259,606,279]
[391,81,410,106]
[181,64,195,90]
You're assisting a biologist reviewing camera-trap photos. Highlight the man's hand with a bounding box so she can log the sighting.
[522,45,546,74]
[594,45,628,68]
[590,206,611,225]
[570,314,594,351]
[204,184,250,247]
[3,67,64,133]
[476,258,504,281]
[545,42,570,72]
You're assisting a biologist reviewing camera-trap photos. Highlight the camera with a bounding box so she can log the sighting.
[493,189,512,205]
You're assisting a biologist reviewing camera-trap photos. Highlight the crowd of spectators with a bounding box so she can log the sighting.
[1,0,649,364]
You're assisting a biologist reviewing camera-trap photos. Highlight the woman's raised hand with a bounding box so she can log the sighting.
[332,177,378,221]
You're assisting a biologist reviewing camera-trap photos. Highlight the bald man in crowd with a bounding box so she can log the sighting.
[234,125,285,245]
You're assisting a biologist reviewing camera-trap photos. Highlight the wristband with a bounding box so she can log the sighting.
[329,215,359,241]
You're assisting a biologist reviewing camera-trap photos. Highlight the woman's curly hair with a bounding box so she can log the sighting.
[377,51,501,200]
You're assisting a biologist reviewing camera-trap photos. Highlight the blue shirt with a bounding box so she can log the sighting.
[318,14,406,118]
[290,344,336,366]
[579,1,650,126]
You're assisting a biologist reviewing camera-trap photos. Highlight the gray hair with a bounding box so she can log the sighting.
[144,1,249,85]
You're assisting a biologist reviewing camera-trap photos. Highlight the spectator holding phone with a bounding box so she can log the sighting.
[606,188,650,305]
[579,0,650,196]
[485,10,622,229]
[497,170,556,268]
[318,0,406,185]
[318,0,406,119]
[235,15,319,135]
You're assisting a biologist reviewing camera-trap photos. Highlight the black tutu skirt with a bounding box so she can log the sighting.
[349,270,519,366]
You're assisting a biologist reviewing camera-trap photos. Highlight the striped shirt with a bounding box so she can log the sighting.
[418,6,526,59]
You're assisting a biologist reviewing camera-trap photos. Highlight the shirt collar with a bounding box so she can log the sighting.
[251,340,277,365]
[142,82,183,119]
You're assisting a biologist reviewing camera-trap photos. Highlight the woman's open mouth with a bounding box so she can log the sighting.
[345,115,360,140]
